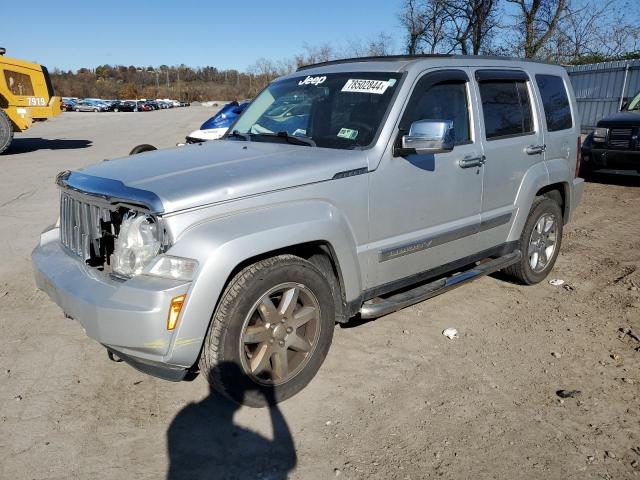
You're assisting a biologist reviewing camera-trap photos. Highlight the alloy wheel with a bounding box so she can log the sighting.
[239,282,321,385]
[528,213,557,273]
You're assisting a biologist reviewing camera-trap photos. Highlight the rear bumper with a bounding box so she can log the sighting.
[567,177,584,224]
[32,227,193,379]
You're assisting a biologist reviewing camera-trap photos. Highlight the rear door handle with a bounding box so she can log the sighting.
[458,155,485,168]
[525,144,546,155]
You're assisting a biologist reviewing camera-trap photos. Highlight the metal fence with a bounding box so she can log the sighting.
[566,59,640,132]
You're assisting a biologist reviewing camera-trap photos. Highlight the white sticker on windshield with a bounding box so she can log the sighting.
[298,75,327,86]
[341,79,390,95]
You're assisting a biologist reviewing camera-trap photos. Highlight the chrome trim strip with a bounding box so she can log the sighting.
[378,212,512,262]
[56,171,164,214]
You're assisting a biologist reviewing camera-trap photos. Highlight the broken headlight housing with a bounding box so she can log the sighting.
[112,212,161,277]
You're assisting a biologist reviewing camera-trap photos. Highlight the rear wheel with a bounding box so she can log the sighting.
[129,144,157,155]
[93,108,99,112]
[503,197,563,285]
[114,108,119,112]
[74,108,80,112]
[0,110,13,154]
[199,255,335,407]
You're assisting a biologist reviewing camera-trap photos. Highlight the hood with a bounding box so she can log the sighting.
[79,140,368,213]
[597,111,640,127]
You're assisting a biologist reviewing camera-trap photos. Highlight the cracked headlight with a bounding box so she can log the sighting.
[112,212,161,277]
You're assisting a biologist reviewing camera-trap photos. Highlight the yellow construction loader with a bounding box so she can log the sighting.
[0,47,61,153]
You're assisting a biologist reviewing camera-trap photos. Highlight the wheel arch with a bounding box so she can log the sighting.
[163,201,362,367]
[536,182,568,223]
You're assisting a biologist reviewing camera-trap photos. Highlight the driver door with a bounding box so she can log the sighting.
[368,68,485,289]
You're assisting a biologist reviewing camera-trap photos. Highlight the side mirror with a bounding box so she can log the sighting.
[399,120,455,156]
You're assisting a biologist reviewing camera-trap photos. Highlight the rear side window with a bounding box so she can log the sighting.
[535,74,572,131]
[479,80,533,139]
[3,70,35,96]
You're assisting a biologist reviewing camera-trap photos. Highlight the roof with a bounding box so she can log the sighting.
[296,54,553,72]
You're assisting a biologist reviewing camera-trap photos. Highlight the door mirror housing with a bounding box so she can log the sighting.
[397,120,455,156]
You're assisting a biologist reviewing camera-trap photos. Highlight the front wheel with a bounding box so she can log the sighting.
[0,110,14,154]
[504,197,563,285]
[199,255,335,407]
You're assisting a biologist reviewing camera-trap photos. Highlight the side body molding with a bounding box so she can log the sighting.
[163,200,362,367]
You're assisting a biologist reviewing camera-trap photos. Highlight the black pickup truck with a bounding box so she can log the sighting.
[581,90,640,176]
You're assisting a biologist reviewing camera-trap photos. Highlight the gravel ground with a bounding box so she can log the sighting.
[0,109,639,479]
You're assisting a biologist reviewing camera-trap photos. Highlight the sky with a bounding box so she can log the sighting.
[2,0,403,72]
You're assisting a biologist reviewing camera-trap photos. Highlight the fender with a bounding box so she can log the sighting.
[545,156,573,222]
[507,161,550,242]
[162,200,362,367]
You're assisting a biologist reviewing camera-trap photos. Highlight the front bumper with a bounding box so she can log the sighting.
[32,228,193,380]
[584,147,640,171]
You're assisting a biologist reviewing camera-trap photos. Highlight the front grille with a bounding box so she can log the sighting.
[608,128,633,149]
[60,191,114,263]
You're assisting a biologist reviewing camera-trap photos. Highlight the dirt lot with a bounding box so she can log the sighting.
[0,108,638,479]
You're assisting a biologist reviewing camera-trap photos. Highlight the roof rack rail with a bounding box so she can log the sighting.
[296,54,550,71]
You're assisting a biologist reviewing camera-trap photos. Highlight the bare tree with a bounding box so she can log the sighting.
[507,0,567,58]
[399,0,429,54]
[445,0,500,54]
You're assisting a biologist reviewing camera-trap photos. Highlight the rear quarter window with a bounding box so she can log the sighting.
[535,74,572,132]
[479,80,533,140]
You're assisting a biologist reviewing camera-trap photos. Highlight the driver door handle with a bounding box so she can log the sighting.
[525,144,546,155]
[458,155,485,169]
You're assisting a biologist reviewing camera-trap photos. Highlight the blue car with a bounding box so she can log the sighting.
[185,101,250,143]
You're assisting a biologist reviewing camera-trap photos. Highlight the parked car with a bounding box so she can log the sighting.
[185,100,250,143]
[32,56,584,407]
[581,89,640,176]
[61,99,77,112]
[113,101,137,112]
[73,100,109,112]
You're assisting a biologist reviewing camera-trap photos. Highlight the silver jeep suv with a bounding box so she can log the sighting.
[32,55,584,406]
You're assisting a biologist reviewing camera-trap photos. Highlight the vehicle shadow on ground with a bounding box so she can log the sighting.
[584,171,640,187]
[166,362,297,480]
[5,138,92,154]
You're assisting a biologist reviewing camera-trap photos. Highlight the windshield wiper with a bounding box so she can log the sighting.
[227,130,251,141]
[276,131,316,147]
[249,131,316,147]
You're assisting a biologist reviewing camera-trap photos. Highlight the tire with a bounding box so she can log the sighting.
[93,108,99,112]
[199,254,336,407]
[74,108,80,112]
[0,110,14,154]
[129,144,157,155]
[503,197,563,285]
[114,108,119,112]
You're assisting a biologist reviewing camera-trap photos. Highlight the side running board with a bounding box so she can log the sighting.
[360,250,521,320]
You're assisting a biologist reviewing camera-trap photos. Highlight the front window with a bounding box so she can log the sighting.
[230,72,402,149]
[625,91,640,111]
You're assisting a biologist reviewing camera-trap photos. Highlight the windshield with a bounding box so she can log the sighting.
[230,72,402,149]
[625,91,640,111]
